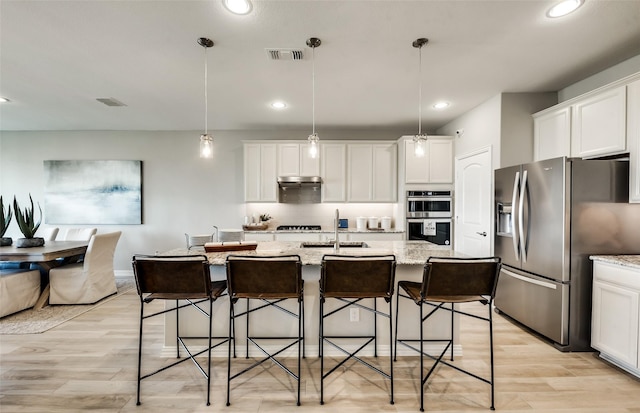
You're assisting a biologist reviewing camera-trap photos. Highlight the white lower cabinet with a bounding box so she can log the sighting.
[347,232,404,241]
[591,260,640,378]
[628,79,640,203]
[244,232,275,242]
[275,233,321,242]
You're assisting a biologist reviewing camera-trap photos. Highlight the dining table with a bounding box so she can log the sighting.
[0,240,89,310]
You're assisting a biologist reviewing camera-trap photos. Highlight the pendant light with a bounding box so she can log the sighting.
[412,38,429,157]
[306,37,321,159]
[198,37,214,159]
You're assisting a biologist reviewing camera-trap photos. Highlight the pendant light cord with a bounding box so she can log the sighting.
[204,46,208,135]
[418,44,422,136]
[312,45,316,135]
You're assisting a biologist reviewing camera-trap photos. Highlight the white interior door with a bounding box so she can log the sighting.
[454,147,492,257]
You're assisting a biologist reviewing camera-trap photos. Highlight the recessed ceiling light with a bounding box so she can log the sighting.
[433,101,450,109]
[271,101,287,109]
[547,0,584,18]
[0,97,10,103]
[223,0,252,15]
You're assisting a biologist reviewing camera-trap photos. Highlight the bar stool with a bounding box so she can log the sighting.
[131,254,228,406]
[225,254,304,406]
[319,254,397,405]
[394,256,502,412]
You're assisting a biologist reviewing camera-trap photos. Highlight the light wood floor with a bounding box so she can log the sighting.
[2,286,640,413]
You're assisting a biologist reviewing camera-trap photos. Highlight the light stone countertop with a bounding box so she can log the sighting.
[590,255,640,271]
[243,229,405,234]
[163,240,462,266]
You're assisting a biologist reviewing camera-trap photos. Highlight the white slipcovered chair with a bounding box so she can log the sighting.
[49,231,122,305]
[58,227,97,241]
[0,269,41,317]
[38,227,59,241]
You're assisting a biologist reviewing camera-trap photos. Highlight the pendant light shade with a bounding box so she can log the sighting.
[198,37,214,159]
[306,37,321,159]
[412,38,429,157]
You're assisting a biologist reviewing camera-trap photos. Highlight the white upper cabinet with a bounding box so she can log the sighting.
[321,143,347,202]
[628,79,640,203]
[404,137,453,184]
[244,143,277,202]
[571,85,627,158]
[347,143,397,202]
[277,143,320,177]
[533,106,571,161]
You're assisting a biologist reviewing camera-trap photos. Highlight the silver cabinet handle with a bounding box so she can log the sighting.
[476,231,487,237]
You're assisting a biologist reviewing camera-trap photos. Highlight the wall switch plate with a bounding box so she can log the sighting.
[350,308,359,322]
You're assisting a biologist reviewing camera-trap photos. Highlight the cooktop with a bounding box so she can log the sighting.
[277,225,322,231]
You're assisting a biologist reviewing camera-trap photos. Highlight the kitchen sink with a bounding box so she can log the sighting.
[300,241,369,248]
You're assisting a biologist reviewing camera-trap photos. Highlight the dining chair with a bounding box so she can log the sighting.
[38,227,59,241]
[0,268,41,317]
[48,231,121,304]
[319,254,397,405]
[131,254,228,406]
[394,256,502,412]
[225,254,304,406]
[185,233,214,250]
[58,227,97,241]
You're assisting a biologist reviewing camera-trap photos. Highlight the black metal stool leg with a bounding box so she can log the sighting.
[245,298,250,359]
[226,301,233,407]
[297,298,302,406]
[489,303,495,410]
[420,302,425,413]
[450,302,455,361]
[175,299,180,358]
[206,299,213,406]
[136,301,144,406]
[320,297,324,405]
[389,298,394,405]
[374,298,378,358]
[393,290,400,362]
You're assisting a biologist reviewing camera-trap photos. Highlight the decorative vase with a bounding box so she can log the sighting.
[0,237,12,247]
[16,237,45,248]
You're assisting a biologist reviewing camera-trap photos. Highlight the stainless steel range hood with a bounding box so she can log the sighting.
[277,176,322,203]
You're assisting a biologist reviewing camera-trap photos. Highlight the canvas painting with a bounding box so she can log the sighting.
[44,160,142,225]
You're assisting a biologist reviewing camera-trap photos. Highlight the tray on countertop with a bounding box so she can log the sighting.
[204,241,258,252]
[242,224,268,231]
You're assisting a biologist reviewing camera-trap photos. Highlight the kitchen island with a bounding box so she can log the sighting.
[159,240,467,357]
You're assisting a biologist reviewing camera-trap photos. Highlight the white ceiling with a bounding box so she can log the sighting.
[1,0,639,133]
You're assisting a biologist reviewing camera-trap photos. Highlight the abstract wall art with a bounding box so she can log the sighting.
[44,160,142,225]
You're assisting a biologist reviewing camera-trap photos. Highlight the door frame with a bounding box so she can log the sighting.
[454,145,493,255]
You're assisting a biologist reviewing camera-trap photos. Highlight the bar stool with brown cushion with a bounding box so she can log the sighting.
[131,254,228,406]
[320,254,397,405]
[394,256,502,412]
[225,254,304,406]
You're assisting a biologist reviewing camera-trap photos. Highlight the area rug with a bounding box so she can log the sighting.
[0,277,135,335]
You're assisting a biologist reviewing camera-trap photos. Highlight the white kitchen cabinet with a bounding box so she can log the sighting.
[347,232,404,241]
[321,143,347,202]
[628,79,640,203]
[404,137,453,184]
[533,106,571,161]
[347,143,397,202]
[571,86,627,158]
[275,232,321,242]
[591,260,640,378]
[244,232,275,242]
[244,143,277,202]
[277,143,320,177]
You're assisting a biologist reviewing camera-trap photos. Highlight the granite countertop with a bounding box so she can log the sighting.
[590,255,640,270]
[163,240,461,266]
[243,228,405,234]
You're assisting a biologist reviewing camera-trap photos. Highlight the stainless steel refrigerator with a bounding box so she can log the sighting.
[494,157,639,351]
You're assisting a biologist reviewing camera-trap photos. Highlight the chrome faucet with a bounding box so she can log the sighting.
[334,208,340,252]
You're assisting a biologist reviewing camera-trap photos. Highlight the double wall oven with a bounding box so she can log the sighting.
[406,190,452,246]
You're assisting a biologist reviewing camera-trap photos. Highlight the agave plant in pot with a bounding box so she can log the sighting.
[0,196,13,246]
[13,194,44,248]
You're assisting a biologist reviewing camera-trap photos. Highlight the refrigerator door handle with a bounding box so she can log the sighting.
[502,268,557,290]
[511,171,520,261]
[519,169,528,263]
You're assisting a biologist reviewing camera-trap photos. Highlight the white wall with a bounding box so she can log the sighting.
[559,54,640,102]
[0,128,400,271]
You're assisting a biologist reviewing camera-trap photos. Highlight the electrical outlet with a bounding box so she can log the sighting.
[349,308,359,322]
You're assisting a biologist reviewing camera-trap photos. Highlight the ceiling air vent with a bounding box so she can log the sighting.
[265,48,304,61]
[96,97,127,107]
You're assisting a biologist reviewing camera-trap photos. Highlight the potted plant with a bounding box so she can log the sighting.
[13,194,44,248]
[0,196,13,246]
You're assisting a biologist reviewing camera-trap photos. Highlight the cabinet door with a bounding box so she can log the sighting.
[572,86,627,158]
[534,107,571,161]
[372,144,397,202]
[244,143,261,202]
[278,143,300,176]
[628,79,640,203]
[260,144,278,202]
[347,144,373,202]
[321,143,346,202]
[300,143,320,176]
[428,139,453,183]
[405,139,429,183]
[592,279,639,366]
